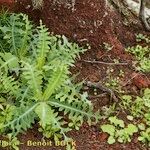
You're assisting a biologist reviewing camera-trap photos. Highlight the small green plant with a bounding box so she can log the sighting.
[31,0,44,9]
[120,95,132,110]
[105,78,119,89]
[103,42,113,51]
[101,104,116,119]
[31,0,76,11]
[105,67,125,93]
[126,45,150,72]
[127,34,150,72]
[0,13,100,150]
[127,45,149,59]
[105,76,124,93]
[120,88,150,118]
[119,88,150,145]
[136,33,150,43]
[142,88,150,108]
[138,128,150,145]
[101,116,138,144]
[119,70,125,77]
[138,114,150,146]
[120,95,145,118]
[144,113,150,126]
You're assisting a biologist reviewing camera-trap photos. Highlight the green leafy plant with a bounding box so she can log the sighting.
[144,113,150,126]
[0,13,100,150]
[120,95,145,118]
[142,88,150,108]
[120,88,150,118]
[101,116,138,144]
[101,104,116,119]
[126,45,150,72]
[105,78,119,89]
[138,128,150,145]
[126,45,149,59]
[105,76,124,93]
[119,88,150,145]
[136,33,150,43]
[138,114,150,146]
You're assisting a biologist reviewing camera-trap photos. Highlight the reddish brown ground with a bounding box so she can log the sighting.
[0,0,150,149]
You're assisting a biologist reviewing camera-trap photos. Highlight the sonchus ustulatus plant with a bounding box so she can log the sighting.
[0,13,100,149]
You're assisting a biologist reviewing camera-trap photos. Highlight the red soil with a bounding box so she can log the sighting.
[0,0,150,149]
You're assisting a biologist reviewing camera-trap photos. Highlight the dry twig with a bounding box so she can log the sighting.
[85,81,119,103]
[81,59,128,65]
